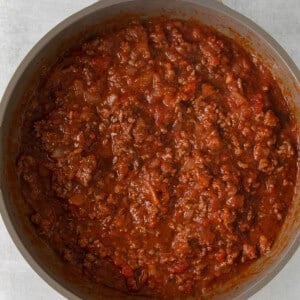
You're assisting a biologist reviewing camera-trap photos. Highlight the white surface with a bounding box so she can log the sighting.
[0,0,299,299]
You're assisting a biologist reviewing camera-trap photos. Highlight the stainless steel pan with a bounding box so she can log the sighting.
[1,0,300,299]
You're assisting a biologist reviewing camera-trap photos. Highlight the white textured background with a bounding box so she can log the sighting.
[0,0,299,299]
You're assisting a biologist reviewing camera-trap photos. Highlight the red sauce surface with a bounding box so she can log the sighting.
[17,18,298,298]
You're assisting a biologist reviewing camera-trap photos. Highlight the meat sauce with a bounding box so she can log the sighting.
[17,18,298,298]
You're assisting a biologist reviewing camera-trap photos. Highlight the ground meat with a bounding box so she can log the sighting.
[17,17,298,298]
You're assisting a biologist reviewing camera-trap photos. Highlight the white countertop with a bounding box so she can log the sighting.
[0,1,299,299]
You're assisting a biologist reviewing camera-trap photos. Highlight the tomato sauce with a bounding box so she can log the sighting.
[17,18,298,298]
